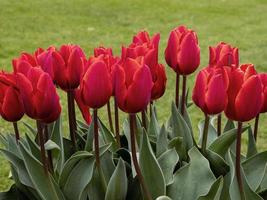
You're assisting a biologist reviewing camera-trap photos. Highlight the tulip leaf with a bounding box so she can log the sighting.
[0,149,34,188]
[197,176,224,200]
[167,147,216,200]
[148,105,160,137]
[139,130,166,199]
[156,196,172,200]
[246,126,257,159]
[156,124,169,157]
[63,157,95,200]
[84,122,94,152]
[242,151,267,192]
[198,119,218,147]
[99,119,119,152]
[223,120,235,133]
[105,159,128,200]
[18,142,65,200]
[168,137,187,161]
[205,149,229,176]
[25,134,41,162]
[208,125,248,158]
[23,122,37,136]
[157,148,179,185]
[170,102,193,151]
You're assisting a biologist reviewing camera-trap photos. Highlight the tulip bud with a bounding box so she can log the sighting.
[192,67,228,115]
[0,72,24,122]
[209,42,239,67]
[151,63,167,100]
[52,44,85,90]
[74,88,92,124]
[165,25,200,75]
[114,58,153,113]
[17,68,61,123]
[80,59,113,109]
[224,66,263,122]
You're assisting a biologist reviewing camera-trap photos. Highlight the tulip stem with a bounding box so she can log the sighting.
[129,114,152,200]
[44,125,54,173]
[254,114,260,142]
[93,109,100,168]
[36,121,49,175]
[217,114,222,136]
[181,75,187,115]
[13,122,20,144]
[175,72,180,109]
[150,101,153,118]
[236,122,244,199]
[201,114,210,153]
[114,97,121,147]
[107,100,114,133]
[67,90,77,151]
[141,110,147,130]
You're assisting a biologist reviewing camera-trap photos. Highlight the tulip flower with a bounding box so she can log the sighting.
[165,25,200,114]
[224,64,263,195]
[209,42,239,68]
[13,47,55,79]
[17,67,61,123]
[114,58,153,114]
[52,44,85,90]
[0,72,24,142]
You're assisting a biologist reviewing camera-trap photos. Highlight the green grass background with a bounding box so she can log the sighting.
[1,0,267,191]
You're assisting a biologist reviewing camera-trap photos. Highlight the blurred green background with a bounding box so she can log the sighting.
[1,0,267,191]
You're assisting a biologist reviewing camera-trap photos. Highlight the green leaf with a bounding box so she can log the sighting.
[63,157,95,200]
[157,148,179,185]
[223,120,235,132]
[205,149,229,176]
[50,117,65,173]
[18,142,65,200]
[99,119,119,152]
[198,176,224,200]
[105,159,128,200]
[59,151,93,188]
[0,149,33,188]
[167,147,216,200]
[148,105,160,137]
[170,102,193,150]
[156,196,172,200]
[139,130,166,199]
[24,134,41,162]
[23,122,37,136]
[84,122,94,152]
[246,127,257,159]
[209,125,248,158]
[198,119,217,147]
[242,151,267,192]
[156,125,169,157]
[168,137,187,161]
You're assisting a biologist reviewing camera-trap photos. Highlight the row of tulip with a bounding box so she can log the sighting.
[0,25,266,199]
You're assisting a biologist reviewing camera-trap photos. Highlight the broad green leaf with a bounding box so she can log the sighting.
[156,125,169,157]
[170,102,193,150]
[19,142,65,200]
[84,122,94,152]
[246,127,257,159]
[209,125,248,158]
[45,140,60,151]
[242,151,267,192]
[59,151,93,188]
[24,134,41,162]
[99,119,119,152]
[139,130,166,199]
[23,122,37,136]
[198,176,224,200]
[168,137,187,161]
[157,148,179,185]
[63,158,95,200]
[156,196,172,200]
[148,105,160,137]
[223,120,235,132]
[198,119,217,147]
[105,159,127,200]
[167,147,216,200]
[0,149,33,188]
[205,149,229,176]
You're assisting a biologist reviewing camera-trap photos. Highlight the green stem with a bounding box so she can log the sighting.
[114,97,121,147]
[254,114,259,142]
[107,100,114,133]
[201,114,210,153]
[67,90,77,150]
[175,72,180,109]
[181,75,187,115]
[13,122,20,144]
[236,122,244,199]
[217,114,222,136]
[141,110,147,130]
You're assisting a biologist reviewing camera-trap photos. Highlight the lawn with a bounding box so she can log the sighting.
[1,0,267,191]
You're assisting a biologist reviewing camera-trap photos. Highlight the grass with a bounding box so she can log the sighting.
[1,0,267,191]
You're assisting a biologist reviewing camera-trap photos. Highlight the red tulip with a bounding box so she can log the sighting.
[224,65,263,122]
[165,25,200,75]
[80,59,113,109]
[52,44,85,90]
[74,88,92,124]
[259,73,267,113]
[114,58,153,113]
[151,63,167,100]
[0,72,24,122]
[192,67,228,115]
[209,42,239,68]
[17,67,61,123]
[13,47,55,79]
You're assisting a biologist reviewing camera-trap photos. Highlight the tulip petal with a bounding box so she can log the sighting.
[75,89,92,124]
[164,30,179,70]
